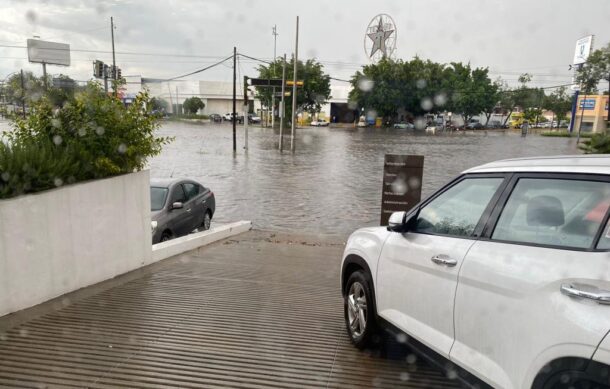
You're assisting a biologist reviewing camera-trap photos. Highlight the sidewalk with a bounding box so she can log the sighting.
[0,230,459,388]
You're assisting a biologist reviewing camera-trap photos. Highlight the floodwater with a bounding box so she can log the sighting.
[149,121,579,235]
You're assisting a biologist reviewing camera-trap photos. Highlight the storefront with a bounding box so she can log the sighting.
[571,95,609,133]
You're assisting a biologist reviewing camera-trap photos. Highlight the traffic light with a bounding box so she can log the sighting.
[93,60,104,78]
[116,67,122,80]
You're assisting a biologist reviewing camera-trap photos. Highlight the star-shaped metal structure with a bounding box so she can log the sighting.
[367,17,394,58]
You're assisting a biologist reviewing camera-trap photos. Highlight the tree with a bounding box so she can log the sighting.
[149,97,169,112]
[182,96,204,114]
[348,57,499,125]
[543,86,572,127]
[576,43,610,94]
[255,57,331,123]
[2,71,45,106]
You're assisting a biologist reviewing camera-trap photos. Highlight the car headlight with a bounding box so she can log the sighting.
[151,220,158,233]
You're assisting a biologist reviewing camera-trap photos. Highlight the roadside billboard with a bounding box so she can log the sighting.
[573,35,593,65]
[27,39,70,66]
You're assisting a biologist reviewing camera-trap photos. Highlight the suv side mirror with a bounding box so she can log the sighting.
[387,210,418,232]
[171,201,184,210]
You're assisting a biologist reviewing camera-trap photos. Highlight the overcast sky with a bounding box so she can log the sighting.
[0,0,609,90]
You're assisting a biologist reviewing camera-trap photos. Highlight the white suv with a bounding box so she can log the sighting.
[341,155,610,389]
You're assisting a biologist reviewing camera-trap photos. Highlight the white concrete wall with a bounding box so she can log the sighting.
[0,171,153,317]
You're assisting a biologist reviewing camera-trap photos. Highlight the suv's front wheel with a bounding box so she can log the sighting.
[344,271,377,348]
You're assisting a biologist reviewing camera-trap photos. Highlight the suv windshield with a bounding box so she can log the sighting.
[150,187,168,211]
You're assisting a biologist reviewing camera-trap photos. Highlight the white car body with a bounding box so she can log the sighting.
[341,155,610,389]
[311,120,329,127]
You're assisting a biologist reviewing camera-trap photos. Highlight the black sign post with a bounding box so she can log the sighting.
[380,154,424,225]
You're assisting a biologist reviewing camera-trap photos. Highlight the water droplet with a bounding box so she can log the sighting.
[414,117,427,130]
[95,126,105,135]
[421,98,433,111]
[118,144,127,154]
[51,118,61,128]
[347,100,358,110]
[406,353,417,364]
[54,177,63,187]
[78,128,87,136]
[434,93,447,106]
[25,10,37,23]
[19,328,29,337]
[400,372,410,381]
[358,78,374,92]
[52,135,62,145]
[391,178,407,195]
[416,79,426,89]
[447,369,458,380]
[1,172,9,182]
[302,134,312,145]
[396,333,408,343]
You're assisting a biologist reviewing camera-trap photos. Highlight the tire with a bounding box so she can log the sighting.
[201,212,212,231]
[344,270,378,349]
[160,231,172,242]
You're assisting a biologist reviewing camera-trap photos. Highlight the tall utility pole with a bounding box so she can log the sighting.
[110,16,117,97]
[243,75,249,150]
[279,54,287,152]
[232,46,237,153]
[271,25,278,129]
[20,69,25,119]
[290,16,299,153]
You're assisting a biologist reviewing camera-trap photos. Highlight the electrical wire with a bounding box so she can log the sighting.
[162,54,234,81]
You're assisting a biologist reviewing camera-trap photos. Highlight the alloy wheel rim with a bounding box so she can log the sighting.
[347,282,367,338]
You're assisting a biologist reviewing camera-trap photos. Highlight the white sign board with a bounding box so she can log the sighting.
[27,39,70,66]
[573,35,593,65]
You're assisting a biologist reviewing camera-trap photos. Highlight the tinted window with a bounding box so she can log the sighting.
[492,178,610,249]
[182,183,199,200]
[170,185,187,203]
[150,187,168,211]
[414,178,503,237]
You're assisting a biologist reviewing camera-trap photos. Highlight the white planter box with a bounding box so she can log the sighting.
[0,170,152,317]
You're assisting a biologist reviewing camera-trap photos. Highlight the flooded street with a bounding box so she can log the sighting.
[149,121,579,235]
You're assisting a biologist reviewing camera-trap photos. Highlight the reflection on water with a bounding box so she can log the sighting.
[150,122,578,235]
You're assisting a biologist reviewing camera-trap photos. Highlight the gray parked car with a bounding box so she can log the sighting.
[150,178,216,243]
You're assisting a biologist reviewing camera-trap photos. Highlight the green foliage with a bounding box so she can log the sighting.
[0,72,82,107]
[543,86,572,124]
[0,140,86,199]
[1,82,172,199]
[576,43,610,94]
[579,132,610,154]
[540,130,592,138]
[255,57,331,122]
[182,97,205,114]
[150,97,169,112]
[348,57,498,123]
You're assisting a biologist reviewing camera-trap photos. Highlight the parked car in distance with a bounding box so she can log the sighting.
[223,112,244,123]
[209,113,222,122]
[341,155,610,389]
[150,178,215,244]
[393,122,415,130]
[311,119,329,127]
[466,120,484,129]
[248,114,261,124]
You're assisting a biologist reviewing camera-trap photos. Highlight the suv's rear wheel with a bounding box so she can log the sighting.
[344,271,377,348]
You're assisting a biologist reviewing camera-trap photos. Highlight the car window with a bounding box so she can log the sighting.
[492,178,610,249]
[597,218,610,250]
[150,187,168,211]
[182,183,199,200]
[414,177,504,237]
[169,185,187,204]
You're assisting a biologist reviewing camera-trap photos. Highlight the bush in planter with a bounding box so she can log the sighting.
[579,131,610,154]
[0,82,172,198]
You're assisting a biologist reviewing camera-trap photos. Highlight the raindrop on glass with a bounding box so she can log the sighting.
[52,135,62,145]
[421,98,433,111]
[118,144,127,154]
[358,78,374,92]
[416,79,426,89]
[54,177,63,187]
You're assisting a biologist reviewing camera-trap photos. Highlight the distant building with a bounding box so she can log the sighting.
[570,94,609,133]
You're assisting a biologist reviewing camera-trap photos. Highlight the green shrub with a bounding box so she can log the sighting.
[0,82,172,199]
[580,132,610,154]
[540,130,593,138]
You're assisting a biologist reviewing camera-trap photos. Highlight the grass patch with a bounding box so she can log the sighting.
[540,130,593,138]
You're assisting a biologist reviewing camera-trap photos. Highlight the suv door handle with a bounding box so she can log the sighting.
[186,208,191,213]
[431,255,458,267]
[560,283,610,305]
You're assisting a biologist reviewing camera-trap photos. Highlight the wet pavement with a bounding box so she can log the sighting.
[0,231,462,388]
[149,121,578,235]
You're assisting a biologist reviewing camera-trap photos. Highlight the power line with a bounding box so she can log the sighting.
[161,54,234,81]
